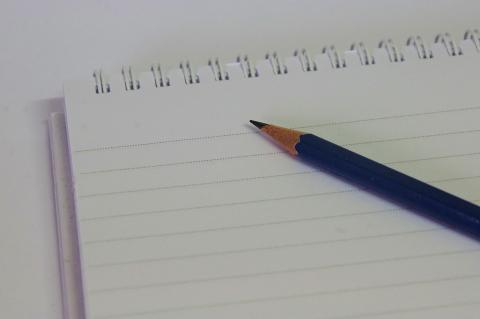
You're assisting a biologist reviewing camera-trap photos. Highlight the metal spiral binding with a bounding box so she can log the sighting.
[93,70,110,94]
[208,58,228,81]
[151,64,168,87]
[294,49,316,71]
[121,66,140,91]
[322,45,345,69]
[435,33,462,56]
[266,52,287,75]
[378,39,404,62]
[236,55,258,78]
[351,42,375,65]
[180,61,199,84]
[465,29,480,51]
[93,30,480,94]
[406,36,433,59]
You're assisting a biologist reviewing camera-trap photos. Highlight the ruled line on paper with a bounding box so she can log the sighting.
[75,130,256,153]
[78,152,480,198]
[83,207,400,244]
[79,151,286,175]
[78,170,315,198]
[86,228,441,268]
[88,248,480,294]
[95,274,480,319]
[79,175,480,221]
[80,189,357,221]
[385,151,480,165]
[296,105,480,131]
[78,129,480,175]
[343,129,480,147]
[324,300,480,319]
[83,191,480,244]
[74,105,480,153]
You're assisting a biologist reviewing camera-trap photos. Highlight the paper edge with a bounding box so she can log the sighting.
[48,112,86,319]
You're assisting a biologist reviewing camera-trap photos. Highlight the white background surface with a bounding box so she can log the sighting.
[1,1,479,318]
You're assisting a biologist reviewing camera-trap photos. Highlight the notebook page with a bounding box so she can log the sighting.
[65,54,480,319]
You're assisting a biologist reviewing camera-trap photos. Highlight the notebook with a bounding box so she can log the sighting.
[61,31,480,319]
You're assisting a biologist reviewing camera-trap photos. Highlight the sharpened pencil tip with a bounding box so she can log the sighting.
[250,120,268,129]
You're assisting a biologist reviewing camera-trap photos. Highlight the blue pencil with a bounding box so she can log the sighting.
[250,120,480,239]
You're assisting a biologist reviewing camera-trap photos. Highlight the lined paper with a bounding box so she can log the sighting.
[65,54,480,319]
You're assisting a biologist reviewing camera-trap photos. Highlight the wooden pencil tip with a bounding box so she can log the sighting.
[250,120,268,129]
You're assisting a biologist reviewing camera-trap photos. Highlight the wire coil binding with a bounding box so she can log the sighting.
[294,49,316,71]
[93,70,110,94]
[93,29,480,94]
[351,42,375,65]
[465,29,480,51]
[121,66,140,91]
[406,36,433,59]
[378,39,404,62]
[435,33,462,56]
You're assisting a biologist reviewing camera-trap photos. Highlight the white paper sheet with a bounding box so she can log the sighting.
[64,51,480,319]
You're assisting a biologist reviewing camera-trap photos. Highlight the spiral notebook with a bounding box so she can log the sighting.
[61,31,480,319]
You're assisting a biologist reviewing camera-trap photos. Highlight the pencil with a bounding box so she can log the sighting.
[250,120,480,239]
